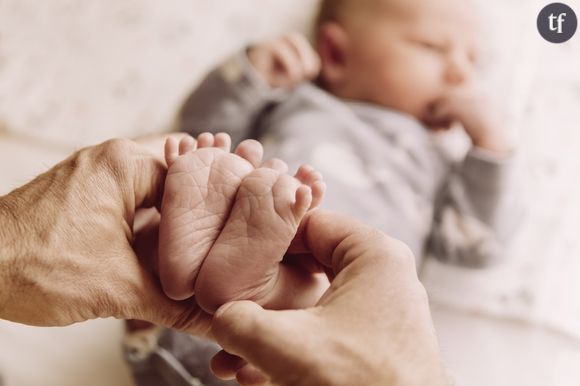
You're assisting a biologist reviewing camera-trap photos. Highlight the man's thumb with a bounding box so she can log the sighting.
[212,301,304,375]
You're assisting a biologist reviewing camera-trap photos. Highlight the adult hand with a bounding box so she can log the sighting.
[210,210,448,386]
[248,32,321,89]
[0,137,211,336]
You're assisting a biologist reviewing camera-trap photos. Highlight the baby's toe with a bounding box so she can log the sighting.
[271,174,306,222]
[294,165,325,209]
[235,139,264,168]
[164,137,180,167]
[178,135,197,155]
[310,180,326,209]
[262,158,289,174]
[214,133,232,152]
[295,165,323,186]
[196,132,215,148]
[293,185,313,218]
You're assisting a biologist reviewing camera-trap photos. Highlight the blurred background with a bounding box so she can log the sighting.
[1,0,580,385]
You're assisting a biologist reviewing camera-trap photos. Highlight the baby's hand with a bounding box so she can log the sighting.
[248,32,321,89]
[426,83,514,155]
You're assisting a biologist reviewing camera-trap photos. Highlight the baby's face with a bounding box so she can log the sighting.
[326,0,482,128]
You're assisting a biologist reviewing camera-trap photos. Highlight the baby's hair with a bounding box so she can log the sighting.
[315,0,392,29]
[316,0,346,26]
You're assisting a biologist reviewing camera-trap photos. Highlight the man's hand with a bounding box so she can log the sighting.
[210,210,449,386]
[0,138,211,336]
[425,83,514,155]
[248,33,321,89]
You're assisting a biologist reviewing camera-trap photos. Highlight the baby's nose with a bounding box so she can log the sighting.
[445,51,473,85]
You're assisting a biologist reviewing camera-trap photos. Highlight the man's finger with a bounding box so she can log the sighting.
[212,301,310,379]
[131,145,168,211]
[132,209,161,274]
[211,350,246,380]
[236,363,270,386]
[132,134,192,210]
[288,209,370,267]
[134,277,213,336]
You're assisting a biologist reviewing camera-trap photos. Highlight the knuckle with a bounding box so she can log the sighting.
[383,236,418,271]
[66,145,93,172]
[363,227,414,259]
[385,236,416,261]
[413,280,430,305]
[348,228,418,272]
[99,138,136,160]
[95,138,137,178]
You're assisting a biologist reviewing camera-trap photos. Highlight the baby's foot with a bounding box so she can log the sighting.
[194,160,326,313]
[159,133,264,300]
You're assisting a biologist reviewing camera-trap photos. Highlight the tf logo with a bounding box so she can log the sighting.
[537,3,578,43]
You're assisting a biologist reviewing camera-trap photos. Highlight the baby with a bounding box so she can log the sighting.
[158,132,326,310]
[180,0,523,267]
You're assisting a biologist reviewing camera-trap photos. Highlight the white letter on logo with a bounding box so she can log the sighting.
[557,13,567,33]
[549,13,558,31]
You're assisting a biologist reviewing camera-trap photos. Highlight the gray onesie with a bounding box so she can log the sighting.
[179,52,523,267]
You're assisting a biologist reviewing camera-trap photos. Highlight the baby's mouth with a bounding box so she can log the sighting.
[421,103,454,131]
[423,117,455,131]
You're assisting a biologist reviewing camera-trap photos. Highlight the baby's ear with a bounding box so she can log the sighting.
[316,22,349,88]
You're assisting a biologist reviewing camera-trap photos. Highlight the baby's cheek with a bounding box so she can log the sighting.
[404,65,447,112]
[363,68,427,117]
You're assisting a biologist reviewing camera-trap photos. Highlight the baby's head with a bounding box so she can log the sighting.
[315,0,482,127]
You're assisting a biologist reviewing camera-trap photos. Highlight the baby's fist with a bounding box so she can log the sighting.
[248,32,321,88]
[427,84,514,155]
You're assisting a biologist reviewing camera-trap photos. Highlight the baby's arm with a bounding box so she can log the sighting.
[179,33,320,146]
[426,80,525,266]
[427,148,524,267]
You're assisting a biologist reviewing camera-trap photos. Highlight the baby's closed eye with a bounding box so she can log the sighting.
[415,39,447,52]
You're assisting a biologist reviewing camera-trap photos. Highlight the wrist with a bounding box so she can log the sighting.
[465,112,514,155]
[472,132,515,155]
[0,192,39,322]
[468,120,514,155]
[0,196,19,313]
[246,47,273,88]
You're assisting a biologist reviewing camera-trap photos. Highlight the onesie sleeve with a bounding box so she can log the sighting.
[178,50,287,146]
[427,146,525,267]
